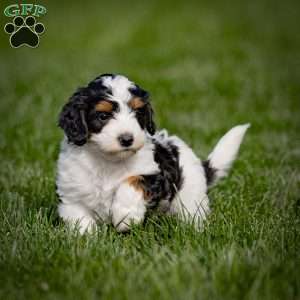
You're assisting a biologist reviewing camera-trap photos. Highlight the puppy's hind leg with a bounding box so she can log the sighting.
[58,202,96,234]
[111,176,147,232]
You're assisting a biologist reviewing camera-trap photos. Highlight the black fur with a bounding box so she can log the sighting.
[129,85,156,135]
[134,103,156,135]
[202,159,216,186]
[59,74,156,145]
[58,93,89,146]
[129,84,149,99]
[141,140,183,211]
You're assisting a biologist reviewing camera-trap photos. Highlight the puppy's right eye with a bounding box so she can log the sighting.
[96,112,111,121]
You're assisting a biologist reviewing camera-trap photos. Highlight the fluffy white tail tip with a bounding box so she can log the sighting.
[207,123,250,183]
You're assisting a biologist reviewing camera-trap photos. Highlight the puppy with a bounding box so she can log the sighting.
[56,74,249,233]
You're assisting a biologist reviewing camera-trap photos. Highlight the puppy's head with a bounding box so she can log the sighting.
[59,74,156,161]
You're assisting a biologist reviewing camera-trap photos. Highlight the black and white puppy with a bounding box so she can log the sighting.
[56,74,249,233]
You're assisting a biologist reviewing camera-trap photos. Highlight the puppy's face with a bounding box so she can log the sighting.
[59,74,156,161]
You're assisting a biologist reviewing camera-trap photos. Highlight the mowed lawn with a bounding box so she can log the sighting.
[0,0,299,299]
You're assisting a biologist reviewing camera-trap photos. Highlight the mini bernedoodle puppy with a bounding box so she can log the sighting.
[56,74,249,233]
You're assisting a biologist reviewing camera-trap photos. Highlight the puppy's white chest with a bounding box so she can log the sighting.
[74,161,128,220]
[88,176,117,220]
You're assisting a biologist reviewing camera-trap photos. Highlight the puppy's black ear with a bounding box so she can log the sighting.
[144,103,156,135]
[130,85,156,136]
[58,91,89,146]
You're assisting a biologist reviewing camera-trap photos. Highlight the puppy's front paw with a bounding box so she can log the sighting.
[115,221,130,232]
[112,177,147,232]
[58,203,97,235]
[114,215,141,232]
[113,205,146,232]
[78,219,97,234]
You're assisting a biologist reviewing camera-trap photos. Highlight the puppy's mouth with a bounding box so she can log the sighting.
[100,146,141,162]
[108,145,142,155]
[121,148,137,153]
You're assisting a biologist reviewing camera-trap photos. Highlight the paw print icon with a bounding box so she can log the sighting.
[4,16,45,48]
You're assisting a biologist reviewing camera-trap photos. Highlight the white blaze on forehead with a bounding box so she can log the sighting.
[102,75,135,103]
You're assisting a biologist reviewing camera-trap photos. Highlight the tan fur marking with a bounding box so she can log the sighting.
[95,101,113,112]
[128,97,145,110]
[126,176,150,199]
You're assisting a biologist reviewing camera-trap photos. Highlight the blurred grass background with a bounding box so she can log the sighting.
[0,0,299,299]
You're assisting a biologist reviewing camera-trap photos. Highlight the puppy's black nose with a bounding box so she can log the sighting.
[118,133,134,147]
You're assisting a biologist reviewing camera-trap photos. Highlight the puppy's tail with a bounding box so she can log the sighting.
[203,124,250,186]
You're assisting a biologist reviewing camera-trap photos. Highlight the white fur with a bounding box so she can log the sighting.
[111,181,147,232]
[208,124,250,182]
[167,135,210,226]
[102,75,134,102]
[57,138,158,232]
[57,75,249,233]
[58,202,96,234]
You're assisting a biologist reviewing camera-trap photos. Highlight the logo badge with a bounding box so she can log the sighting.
[3,4,46,48]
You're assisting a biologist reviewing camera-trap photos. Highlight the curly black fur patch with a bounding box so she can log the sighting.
[129,86,156,135]
[202,159,216,186]
[142,140,183,211]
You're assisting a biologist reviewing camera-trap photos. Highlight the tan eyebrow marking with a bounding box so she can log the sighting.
[95,101,113,112]
[128,97,145,110]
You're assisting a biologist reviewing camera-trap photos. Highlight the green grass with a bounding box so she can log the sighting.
[0,0,299,299]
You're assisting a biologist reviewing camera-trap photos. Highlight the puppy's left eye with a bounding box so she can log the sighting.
[96,112,111,121]
[135,106,145,115]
